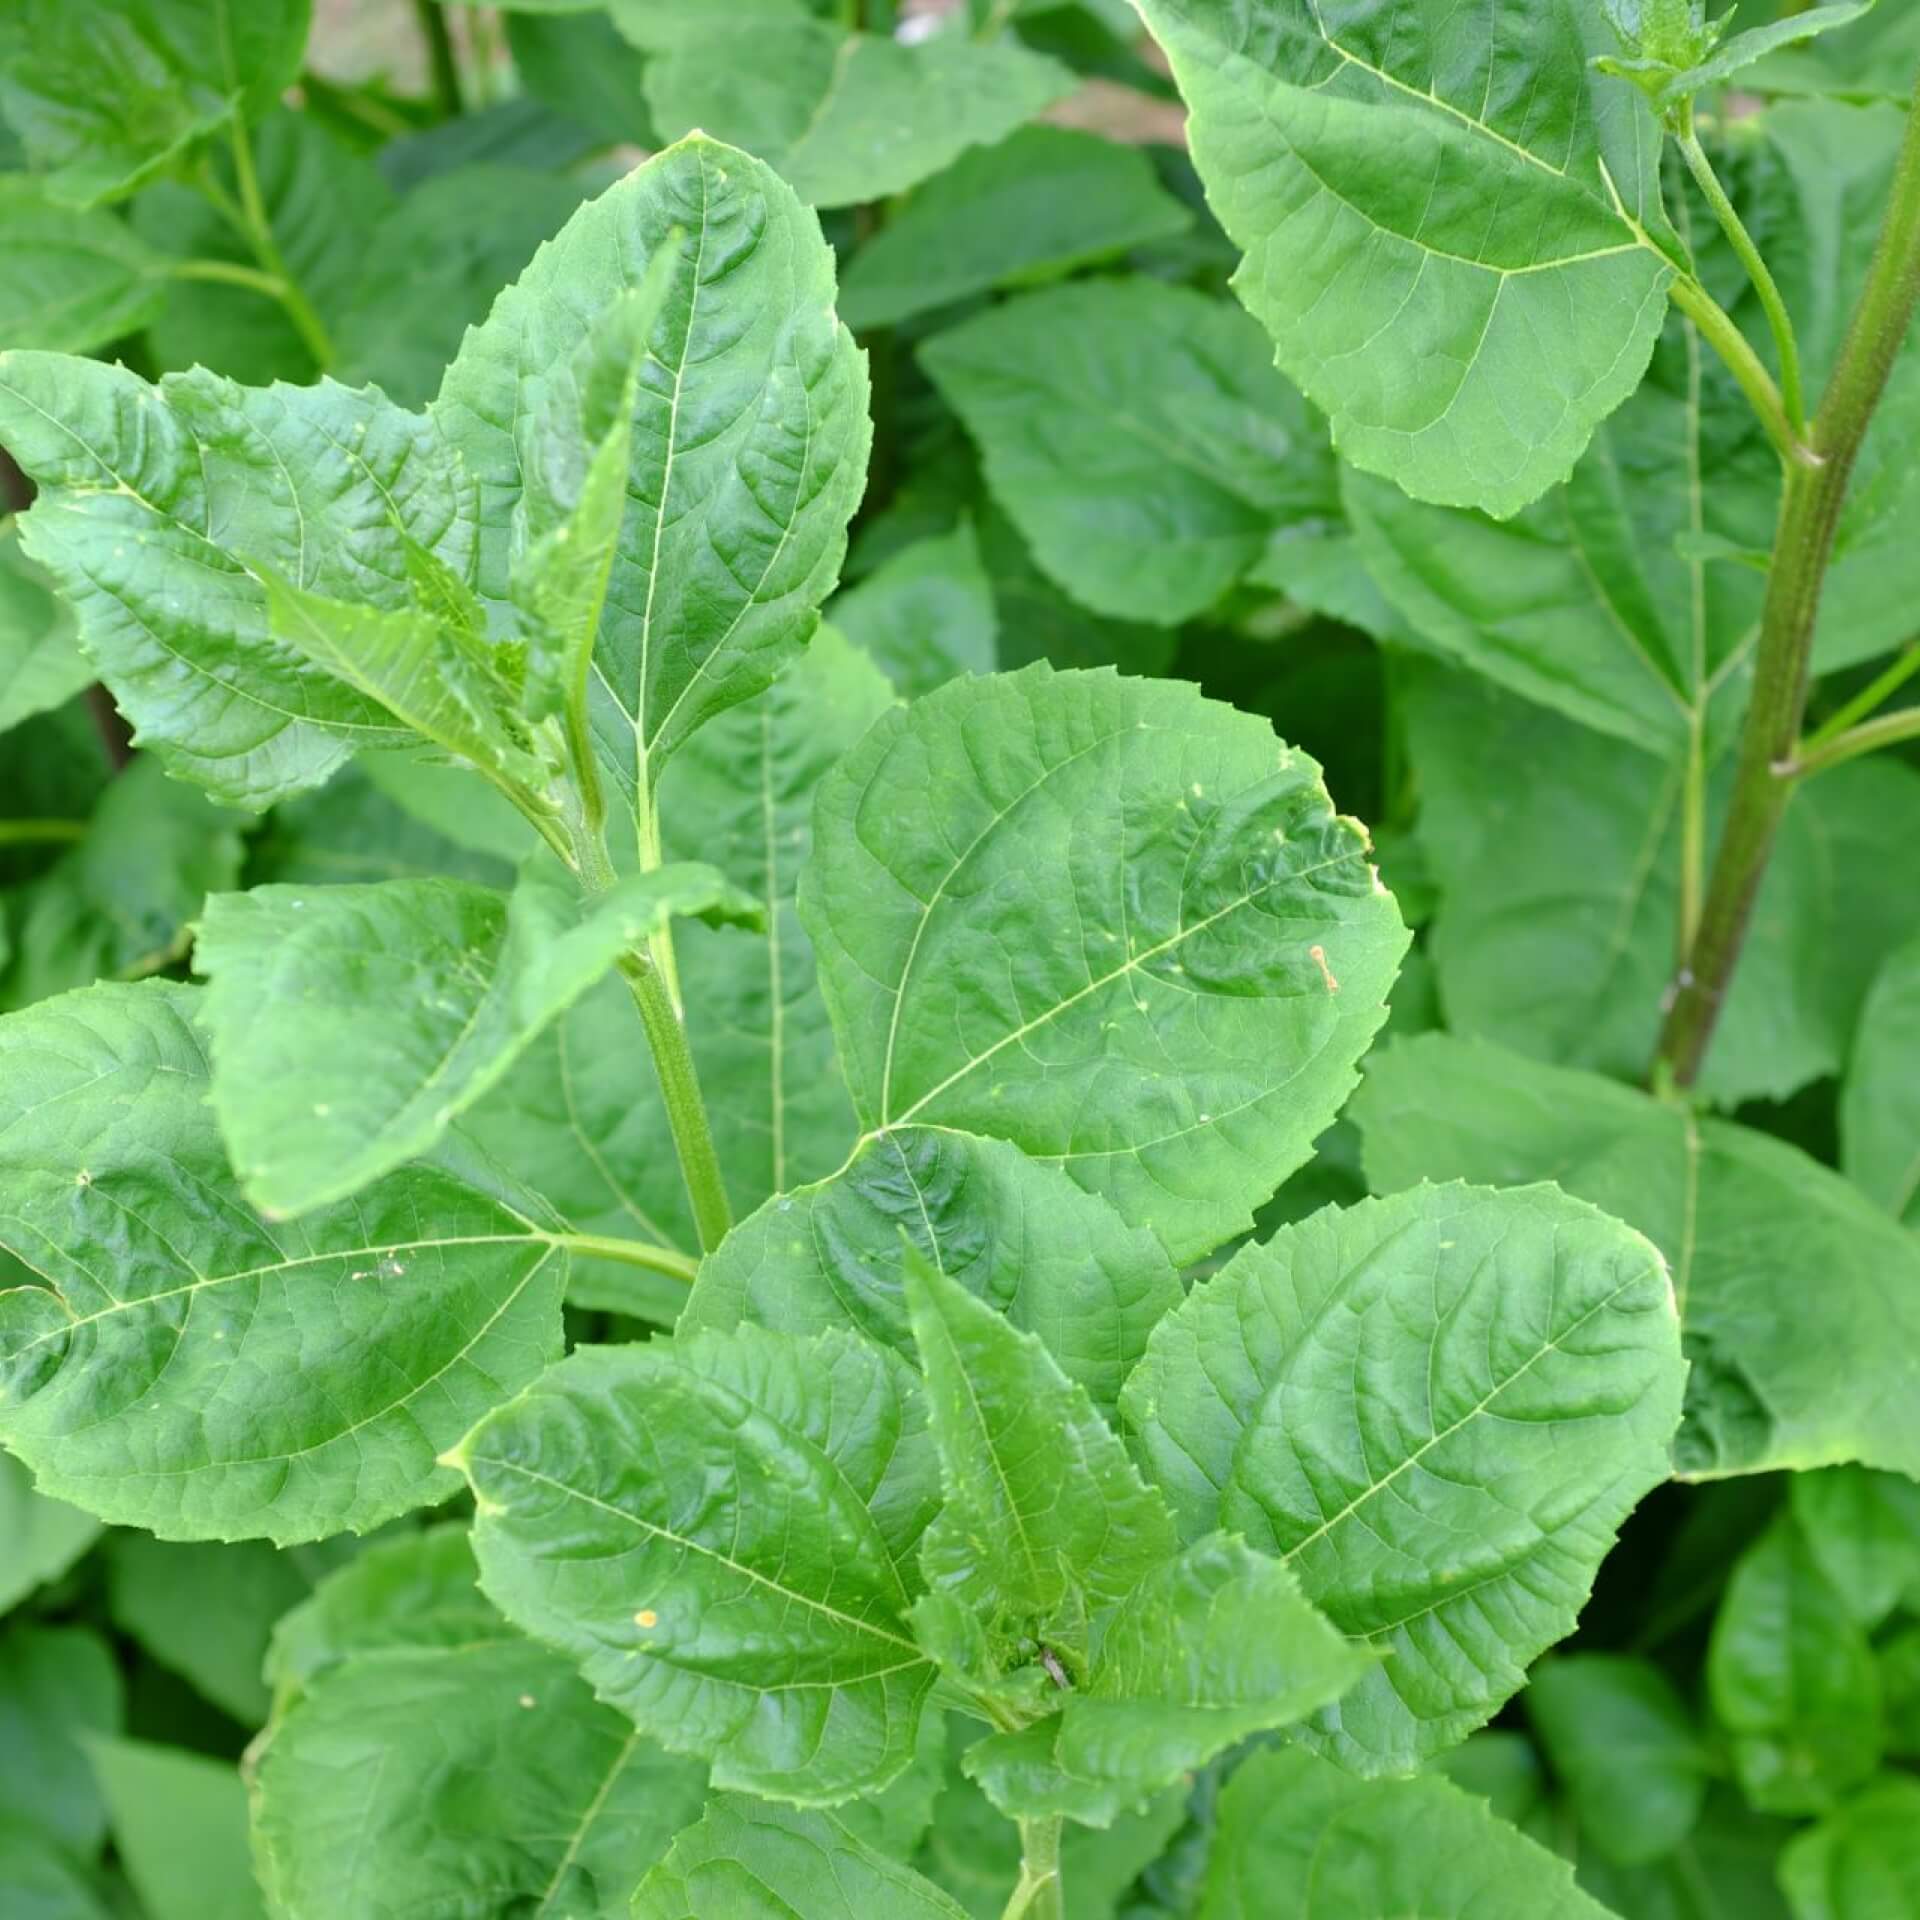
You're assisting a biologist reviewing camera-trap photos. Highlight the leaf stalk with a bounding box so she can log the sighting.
[1001,1817,1064,1920]
[541,1232,697,1285]
[1677,110,1808,434]
[1656,73,1920,1086]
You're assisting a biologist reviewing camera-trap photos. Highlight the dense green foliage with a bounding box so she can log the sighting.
[1,2,1918,1917]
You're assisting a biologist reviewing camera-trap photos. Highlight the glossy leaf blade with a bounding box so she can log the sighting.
[251,1640,706,1919]
[458,1328,940,1804]
[431,134,870,802]
[0,0,310,207]
[904,1248,1176,1639]
[194,861,756,1217]
[685,1125,1181,1418]
[634,1796,972,1920]
[922,280,1330,627]
[804,664,1409,1264]
[0,177,167,352]
[1135,0,1677,517]
[1780,1775,1920,1920]
[1122,1181,1685,1772]
[1355,1034,1920,1481]
[0,983,564,1542]
[0,357,474,807]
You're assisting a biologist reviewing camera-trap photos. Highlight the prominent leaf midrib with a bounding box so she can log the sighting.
[921,1305,1051,1603]
[1303,14,1577,187]
[1,1231,552,1358]
[631,150,709,795]
[886,843,1361,1129]
[531,1726,642,1918]
[475,1456,926,1659]
[1266,1260,1665,1569]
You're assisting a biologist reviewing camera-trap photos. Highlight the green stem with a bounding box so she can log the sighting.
[225,123,335,369]
[1678,117,1808,434]
[1001,1818,1064,1920]
[1669,275,1814,470]
[620,956,734,1253]
[0,819,86,847]
[1788,704,1920,780]
[542,1232,697,1285]
[1679,711,1708,954]
[168,258,289,300]
[412,0,464,118]
[1656,73,1920,1088]
[1803,640,1920,749]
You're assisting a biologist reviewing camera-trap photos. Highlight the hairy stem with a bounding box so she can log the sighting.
[1789,704,1920,780]
[413,0,465,118]
[223,124,336,369]
[542,1232,697,1285]
[1678,116,1807,433]
[1669,276,1813,469]
[1002,1818,1064,1920]
[1656,75,1920,1086]
[1803,639,1920,749]
[620,954,734,1252]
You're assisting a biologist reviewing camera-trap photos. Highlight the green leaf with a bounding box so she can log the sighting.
[1709,1513,1883,1816]
[0,1449,99,1617]
[1885,1629,1920,1759]
[1134,0,1679,519]
[1600,3,1880,114]
[0,357,475,809]
[1343,304,1763,755]
[1842,936,1920,1227]
[86,1738,261,1920]
[510,264,678,729]
[254,567,540,794]
[0,1818,114,1920]
[1200,1745,1618,1920]
[0,178,166,353]
[1525,1654,1712,1866]
[904,1246,1176,1645]
[922,281,1331,628]
[829,527,997,697]
[1355,1034,1920,1482]
[458,1327,940,1804]
[969,1534,1369,1825]
[635,19,1074,210]
[251,1640,706,1920]
[837,124,1192,333]
[1577,1786,1798,1920]
[685,1126,1182,1419]
[660,627,895,1217]
[1781,1776,1920,1920]
[506,10,656,149]
[133,111,394,388]
[248,762,514,889]
[915,1744,1186,1920]
[0,982,565,1542]
[457,635,894,1305]
[805,664,1409,1265]
[431,135,869,807]
[1122,1181,1685,1773]
[0,1623,121,1857]
[105,1534,308,1725]
[333,166,587,409]
[633,1796,973,1920]
[0,0,310,207]
[1789,1467,1920,1630]
[194,860,755,1217]
[0,525,90,739]
[1744,6,1920,98]
[3,756,246,1011]
[265,1522,499,1703]
[1403,664,1920,1106]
